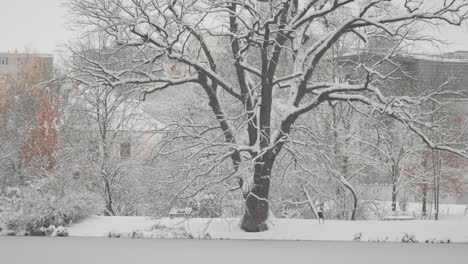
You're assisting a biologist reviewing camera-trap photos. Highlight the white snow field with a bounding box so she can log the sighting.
[69,204,468,243]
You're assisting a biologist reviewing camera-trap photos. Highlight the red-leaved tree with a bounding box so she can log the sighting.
[20,88,58,173]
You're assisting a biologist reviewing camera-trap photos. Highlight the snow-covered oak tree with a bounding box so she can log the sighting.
[67,0,468,232]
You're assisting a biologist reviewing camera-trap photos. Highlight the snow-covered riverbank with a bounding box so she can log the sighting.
[68,214,468,243]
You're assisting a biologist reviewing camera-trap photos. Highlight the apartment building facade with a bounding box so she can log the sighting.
[0,52,54,79]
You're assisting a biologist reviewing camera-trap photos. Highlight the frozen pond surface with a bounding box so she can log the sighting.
[1,236,467,264]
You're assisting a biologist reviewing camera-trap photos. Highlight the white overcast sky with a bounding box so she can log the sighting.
[0,0,467,55]
[0,0,71,54]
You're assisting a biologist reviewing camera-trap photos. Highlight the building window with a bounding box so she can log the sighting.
[0,57,8,65]
[120,142,131,158]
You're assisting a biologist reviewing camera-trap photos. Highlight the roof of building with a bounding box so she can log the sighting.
[0,52,54,58]
[397,52,468,63]
[341,50,468,99]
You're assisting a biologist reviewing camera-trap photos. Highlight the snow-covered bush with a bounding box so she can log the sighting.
[108,232,122,238]
[45,225,55,236]
[0,187,23,223]
[360,201,388,220]
[107,224,193,239]
[5,230,16,236]
[51,226,69,237]
[354,203,374,220]
[53,191,104,223]
[367,236,390,243]
[425,238,451,244]
[353,232,362,241]
[401,233,418,243]
[149,222,193,239]
[5,186,60,235]
[5,179,103,235]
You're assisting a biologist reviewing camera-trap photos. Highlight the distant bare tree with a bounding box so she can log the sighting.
[63,39,159,216]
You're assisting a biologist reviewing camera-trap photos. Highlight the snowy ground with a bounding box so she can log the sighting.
[69,210,468,243]
[361,201,468,221]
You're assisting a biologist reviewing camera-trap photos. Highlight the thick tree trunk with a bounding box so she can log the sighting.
[351,193,357,220]
[104,202,115,216]
[391,183,397,212]
[421,184,427,218]
[340,175,358,220]
[104,180,115,216]
[343,184,358,221]
[391,165,398,212]
[241,163,271,232]
[335,186,345,219]
[433,149,441,220]
[434,181,440,220]
[340,154,357,220]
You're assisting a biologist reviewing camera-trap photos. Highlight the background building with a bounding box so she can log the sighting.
[0,52,54,80]
[346,50,468,206]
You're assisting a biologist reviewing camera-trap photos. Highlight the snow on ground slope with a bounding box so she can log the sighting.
[69,216,155,237]
[69,215,468,243]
